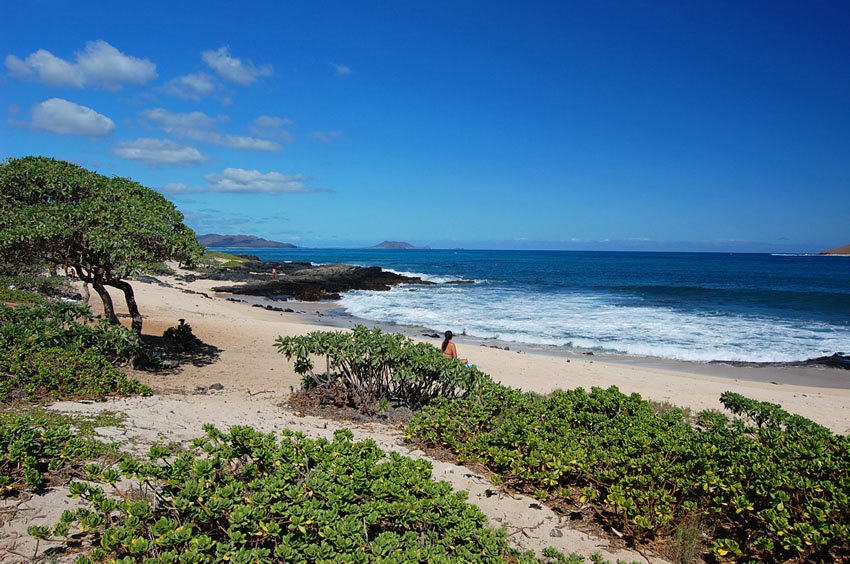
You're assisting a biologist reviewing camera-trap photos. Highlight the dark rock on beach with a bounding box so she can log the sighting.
[211,263,438,301]
[252,304,289,312]
[711,352,850,370]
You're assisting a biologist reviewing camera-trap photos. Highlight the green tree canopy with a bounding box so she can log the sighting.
[0,156,202,332]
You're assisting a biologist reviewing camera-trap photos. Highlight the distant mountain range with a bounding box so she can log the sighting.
[197,234,297,248]
[821,244,850,256]
[368,241,431,250]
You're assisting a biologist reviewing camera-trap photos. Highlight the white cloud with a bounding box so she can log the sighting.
[310,130,344,144]
[331,63,352,76]
[141,108,282,151]
[249,115,294,143]
[141,107,220,136]
[6,50,82,87]
[161,72,217,100]
[202,46,272,86]
[204,168,317,194]
[253,115,292,129]
[219,135,281,151]
[113,138,207,167]
[6,40,157,90]
[31,98,115,137]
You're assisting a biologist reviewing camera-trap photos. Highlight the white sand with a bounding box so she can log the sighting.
[3,274,849,562]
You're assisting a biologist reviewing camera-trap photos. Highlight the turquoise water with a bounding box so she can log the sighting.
[214,249,850,363]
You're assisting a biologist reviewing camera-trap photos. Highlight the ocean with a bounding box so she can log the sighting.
[215,249,850,363]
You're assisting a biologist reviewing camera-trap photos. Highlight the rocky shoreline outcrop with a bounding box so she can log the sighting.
[710,352,850,370]
[184,261,470,301]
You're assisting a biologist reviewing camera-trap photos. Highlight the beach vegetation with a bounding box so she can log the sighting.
[275,325,487,411]
[147,261,176,275]
[30,425,521,562]
[0,284,45,305]
[27,423,631,563]
[0,301,141,363]
[0,273,75,304]
[162,318,202,352]
[407,383,850,562]
[0,156,202,333]
[197,250,261,270]
[0,409,118,495]
[0,300,151,403]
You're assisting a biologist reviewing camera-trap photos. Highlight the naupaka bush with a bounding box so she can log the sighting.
[407,384,850,562]
[276,325,487,411]
[0,300,150,403]
[31,425,515,563]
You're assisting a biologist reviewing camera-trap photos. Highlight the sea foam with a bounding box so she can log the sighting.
[340,285,850,363]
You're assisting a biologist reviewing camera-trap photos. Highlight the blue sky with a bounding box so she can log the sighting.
[1,1,848,251]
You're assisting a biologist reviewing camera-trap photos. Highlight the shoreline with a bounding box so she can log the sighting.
[158,278,849,434]
[243,289,850,392]
[82,273,850,433]
[199,251,850,369]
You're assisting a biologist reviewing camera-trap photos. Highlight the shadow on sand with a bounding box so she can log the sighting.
[139,334,222,370]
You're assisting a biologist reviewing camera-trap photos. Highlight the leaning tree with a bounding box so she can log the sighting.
[0,156,202,333]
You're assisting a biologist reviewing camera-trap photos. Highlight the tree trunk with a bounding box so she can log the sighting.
[92,278,119,326]
[73,264,90,303]
[107,278,143,334]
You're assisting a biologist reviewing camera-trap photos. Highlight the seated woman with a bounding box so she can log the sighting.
[441,330,468,364]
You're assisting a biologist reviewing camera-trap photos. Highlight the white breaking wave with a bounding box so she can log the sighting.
[381,268,474,284]
[308,264,471,284]
[770,253,818,257]
[339,285,850,363]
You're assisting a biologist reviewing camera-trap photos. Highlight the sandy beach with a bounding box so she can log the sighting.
[3,274,849,563]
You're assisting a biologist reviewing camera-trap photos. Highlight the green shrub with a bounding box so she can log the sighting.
[0,345,151,403]
[147,262,175,275]
[276,325,487,411]
[408,385,850,562]
[162,319,201,352]
[34,425,515,562]
[0,285,45,304]
[0,274,74,304]
[197,251,260,270]
[0,301,149,403]
[0,410,113,495]
[0,301,141,363]
[0,274,68,295]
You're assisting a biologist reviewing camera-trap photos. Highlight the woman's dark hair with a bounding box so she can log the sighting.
[441,330,453,352]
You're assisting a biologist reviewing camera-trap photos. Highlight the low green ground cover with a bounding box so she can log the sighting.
[0,409,120,496]
[0,285,46,304]
[198,251,261,270]
[17,324,642,563]
[0,274,68,301]
[30,425,605,563]
[407,383,850,562]
[0,301,151,403]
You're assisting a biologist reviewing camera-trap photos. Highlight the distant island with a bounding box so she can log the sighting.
[368,241,431,250]
[820,244,850,256]
[198,234,297,249]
